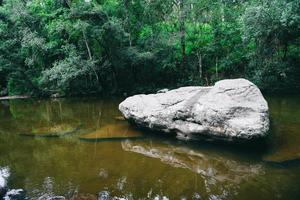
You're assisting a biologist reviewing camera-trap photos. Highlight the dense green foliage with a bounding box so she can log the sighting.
[0,0,299,96]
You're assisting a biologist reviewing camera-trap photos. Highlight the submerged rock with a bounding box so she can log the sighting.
[263,150,300,163]
[261,95,300,163]
[114,116,125,121]
[119,79,269,142]
[79,123,144,142]
[20,123,81,137]
[263,124,300,163]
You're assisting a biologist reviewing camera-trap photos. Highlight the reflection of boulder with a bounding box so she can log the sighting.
[79,123,145,141]
[119,79,269,142]
[19,123,81,137]
[121,140,263,184]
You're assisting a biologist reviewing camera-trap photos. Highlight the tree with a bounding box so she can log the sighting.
[0,0,299,96]
[243,0,300,91]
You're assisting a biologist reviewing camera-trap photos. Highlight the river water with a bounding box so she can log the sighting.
[0,96,299,200]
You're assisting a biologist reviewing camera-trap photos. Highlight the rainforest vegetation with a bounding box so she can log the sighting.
[0,0,299,97]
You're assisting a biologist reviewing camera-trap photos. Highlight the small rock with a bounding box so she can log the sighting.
[3,189,25,200]
[98,191,110,200]
[157,89,169,93]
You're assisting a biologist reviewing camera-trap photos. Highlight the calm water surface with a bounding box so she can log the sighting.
[0,96,300,200]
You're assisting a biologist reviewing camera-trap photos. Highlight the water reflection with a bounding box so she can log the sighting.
[122,140,263,197]
[0,97,300,199]
[0,98,130,138]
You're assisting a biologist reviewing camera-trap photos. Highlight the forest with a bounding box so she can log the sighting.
[0,0,299,97]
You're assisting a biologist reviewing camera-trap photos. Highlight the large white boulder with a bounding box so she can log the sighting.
[119,79,269,142]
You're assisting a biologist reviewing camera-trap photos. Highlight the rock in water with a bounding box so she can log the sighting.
[119,79,269,142]
[3,189,26,200]
[0,167,10,197]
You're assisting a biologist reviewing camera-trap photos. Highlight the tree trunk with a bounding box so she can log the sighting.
[83,31,92,60]
[215,57,219,79]
[179,0,186,70]
[197,51,202,79]
[83,31,99,84]
[283,42,288,61]
[124,0,132,47]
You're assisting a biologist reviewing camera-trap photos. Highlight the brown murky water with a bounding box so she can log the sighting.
[0,96,300,200]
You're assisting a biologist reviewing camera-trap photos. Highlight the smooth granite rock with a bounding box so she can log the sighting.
[119,79,269,142]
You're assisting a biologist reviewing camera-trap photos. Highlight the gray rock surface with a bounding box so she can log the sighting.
[0,167,10,197]
[119,79,269,141]
[3,189,25,200]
